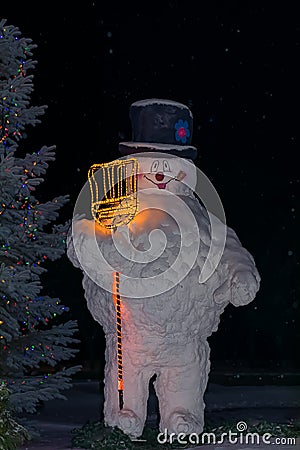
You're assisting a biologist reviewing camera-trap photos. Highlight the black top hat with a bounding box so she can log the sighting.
[119,99,198,160]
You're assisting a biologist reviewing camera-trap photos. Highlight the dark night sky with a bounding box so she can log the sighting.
[1,2,299,370]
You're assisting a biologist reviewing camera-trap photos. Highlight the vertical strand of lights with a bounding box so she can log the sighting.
[112,271,124,410]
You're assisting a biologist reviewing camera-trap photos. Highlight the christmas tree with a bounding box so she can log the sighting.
[0,18,81,416]
[0,385,29,449]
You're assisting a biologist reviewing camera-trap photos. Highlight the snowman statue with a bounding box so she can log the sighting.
[67,99,260,438]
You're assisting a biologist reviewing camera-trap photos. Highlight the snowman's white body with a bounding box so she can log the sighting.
[67,154,260,437]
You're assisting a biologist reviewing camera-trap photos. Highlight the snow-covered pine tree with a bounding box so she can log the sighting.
[0,18,81,415]
[0,385,30,449]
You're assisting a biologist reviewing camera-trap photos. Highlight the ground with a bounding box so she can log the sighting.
[18,380,300,450]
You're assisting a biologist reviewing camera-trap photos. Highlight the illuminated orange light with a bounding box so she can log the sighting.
[88,158,139,229]
[112,271,124,409]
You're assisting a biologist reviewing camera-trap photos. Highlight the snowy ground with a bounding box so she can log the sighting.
[18,380,300,450]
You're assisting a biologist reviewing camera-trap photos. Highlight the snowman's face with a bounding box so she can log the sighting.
[125,153,197,195]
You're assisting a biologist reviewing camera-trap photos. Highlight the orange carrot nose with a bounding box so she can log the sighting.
[155,172,164,181]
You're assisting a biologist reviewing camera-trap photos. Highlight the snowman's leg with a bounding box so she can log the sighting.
[117,360,153,438]
[103,337,152,437]
[102,335,120,428]
[154,339,210,436]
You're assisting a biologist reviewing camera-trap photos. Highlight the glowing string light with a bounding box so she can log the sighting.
[112,271,124,410]
[88,158,139,229]
[88,158,140,409]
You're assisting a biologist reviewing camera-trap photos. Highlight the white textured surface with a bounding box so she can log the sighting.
[67,162,260,438]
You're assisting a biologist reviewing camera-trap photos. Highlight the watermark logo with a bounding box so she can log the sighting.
[71,152,227,297]
[236,420,248,432]
[157,421,297,446]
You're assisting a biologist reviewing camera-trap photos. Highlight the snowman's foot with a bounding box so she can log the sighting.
[167,409,203,435]
[117,408,143,438]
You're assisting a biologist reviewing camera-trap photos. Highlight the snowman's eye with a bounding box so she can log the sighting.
[163,160,170,172]
[150,160,159,172]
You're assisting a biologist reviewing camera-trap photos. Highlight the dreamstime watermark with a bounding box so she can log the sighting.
[71,152,227,298]
[157,421,297,446]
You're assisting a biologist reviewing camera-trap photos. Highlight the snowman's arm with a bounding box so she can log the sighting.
[66,224,81,269]
[223,226,256,273]
[218,225,261,306]
[66,218,111,275]
[66,221,116,332]
[81,274,116,333]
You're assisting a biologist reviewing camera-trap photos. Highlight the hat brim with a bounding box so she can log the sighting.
[119,142,198,160]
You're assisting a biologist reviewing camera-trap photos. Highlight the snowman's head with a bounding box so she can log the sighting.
[124,152,197,196]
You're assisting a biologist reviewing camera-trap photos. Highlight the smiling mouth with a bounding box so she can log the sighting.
[143,175,173,189]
